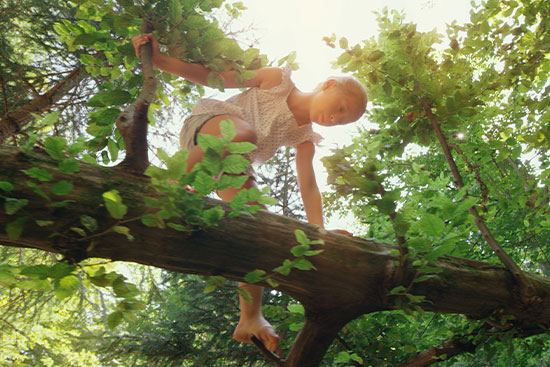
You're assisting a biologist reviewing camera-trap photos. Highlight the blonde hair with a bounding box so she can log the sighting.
[332,76,368,115]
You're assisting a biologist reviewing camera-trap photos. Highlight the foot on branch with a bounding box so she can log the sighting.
[233,315,280,352]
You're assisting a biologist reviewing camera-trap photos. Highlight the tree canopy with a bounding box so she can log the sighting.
[1,0,549,366]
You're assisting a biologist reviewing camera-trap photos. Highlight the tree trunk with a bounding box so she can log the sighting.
[1,145,549,366]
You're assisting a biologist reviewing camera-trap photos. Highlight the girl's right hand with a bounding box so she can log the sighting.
[131,33,160,59]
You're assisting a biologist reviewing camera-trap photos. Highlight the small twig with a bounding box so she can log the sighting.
[250,335,284,365]
[21,77,40,97]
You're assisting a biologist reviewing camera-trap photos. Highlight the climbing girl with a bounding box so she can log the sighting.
[132,33,367,352]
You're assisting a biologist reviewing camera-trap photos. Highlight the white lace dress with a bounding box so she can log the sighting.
[179,65,322,168]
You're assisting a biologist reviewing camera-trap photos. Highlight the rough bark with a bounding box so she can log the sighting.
[0,68,88,142]
[1,145,549,366]
[115,21,156,174]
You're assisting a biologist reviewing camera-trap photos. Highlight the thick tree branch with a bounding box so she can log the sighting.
[115,21,157,173]
[0,145,549,366]
[421,100,538,305]
[0,68,88,143]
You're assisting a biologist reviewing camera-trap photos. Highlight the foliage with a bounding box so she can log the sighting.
[322,0,550,365]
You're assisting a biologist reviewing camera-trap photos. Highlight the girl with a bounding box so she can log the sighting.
[132,33,367,352]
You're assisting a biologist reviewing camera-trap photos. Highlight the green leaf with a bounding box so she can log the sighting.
[6,216,28,240]
[335,351,351,363]
[196,133,226,155]
[4,198,28,215]
[22,167,53,182]
[88,89,132,107]
[257,195,278,205]
[293,258,316,271]
[17,279,51,291]
[165,149,189,179]
[107,139,119,161]
[227,141,256,154]
[291,244,310,257]
[68,141,86,155]
[38,111,61,126]
[266,278,279,288]
[202,206,225,226]
[52,200,75,208]
[54,275,79,299]
[112,276,137,297]
[408,238,431,252]
[230,189,248,210]
[367,50,384,62]
[294,229,309,246]
[193,171,216,195]
[102,190,127,219]
[35,220,54,227]
[203,282,217,293]
[244,269,266,283]
[59,158,80,174]
[141,213,165,228]
[20,264,51,279]
[371,197,396,215]
[167,222,188,231]
[339,37,348,49]
[206,71,225,91]
[287,303,305,315]
[418,214,445,237]
[219,119,236,140]
[390,285,406,295]
[222,155,250,174]
[0,181,14,192]
[71,227,87,236]
[107,311,123,329]
[273,259,293,276]
[51,180,74,195]
[217,174,248,191]
[304,249,324,256]
[112,225,130,235]
[47,262,75,279]
[44,136,67,159]
[79,215,98,232]
[27,181,51,201]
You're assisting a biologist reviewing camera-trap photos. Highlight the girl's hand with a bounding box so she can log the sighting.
[131,33,160,59]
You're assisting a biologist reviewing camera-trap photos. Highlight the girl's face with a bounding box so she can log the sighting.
[310,80,364,127]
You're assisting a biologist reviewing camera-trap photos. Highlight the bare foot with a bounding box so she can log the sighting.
[233,315,280,351]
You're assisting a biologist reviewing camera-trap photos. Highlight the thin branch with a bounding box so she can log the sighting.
[400,337,476,367]
[421,100,539,305]
[0,67,87,142]
[251,335,284,365]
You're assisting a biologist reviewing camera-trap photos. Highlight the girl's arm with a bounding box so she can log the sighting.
[132,33,282,90]
[295,141,324,228]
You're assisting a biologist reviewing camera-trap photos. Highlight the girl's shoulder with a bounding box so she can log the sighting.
[255,65,294,94]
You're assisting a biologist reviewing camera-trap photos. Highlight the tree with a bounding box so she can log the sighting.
[1,0,550,366]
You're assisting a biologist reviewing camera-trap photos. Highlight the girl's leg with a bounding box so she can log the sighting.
[217,177,281,352]
[186,114,280,351]
[185,114,256,172]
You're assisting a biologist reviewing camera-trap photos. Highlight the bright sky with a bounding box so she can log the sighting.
[226,0,473,229]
